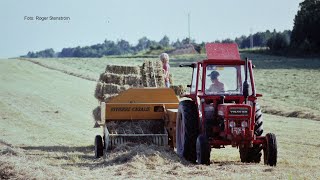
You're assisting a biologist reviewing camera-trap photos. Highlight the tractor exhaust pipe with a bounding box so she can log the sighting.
[243,58,249,103]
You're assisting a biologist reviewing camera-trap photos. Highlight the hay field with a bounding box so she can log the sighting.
[0,54,319,179]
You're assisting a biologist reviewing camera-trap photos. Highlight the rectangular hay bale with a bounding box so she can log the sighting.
[99,73,124,85]
[123,75,142,86]
[105,65,140,75]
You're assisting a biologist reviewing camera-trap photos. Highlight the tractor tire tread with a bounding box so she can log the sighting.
[255,103,264,136]
[264,133,277,166]
[179,100,199,163]
[95,135,104,158]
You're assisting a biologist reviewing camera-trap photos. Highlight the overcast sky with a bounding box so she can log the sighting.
[0,0,303,58]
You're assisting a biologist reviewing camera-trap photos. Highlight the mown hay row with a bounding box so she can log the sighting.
[105,65,140,75]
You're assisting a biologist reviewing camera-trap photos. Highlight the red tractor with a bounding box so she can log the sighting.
[176,43,277,166]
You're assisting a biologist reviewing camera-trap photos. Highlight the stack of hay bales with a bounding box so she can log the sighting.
[94,65,142,102]
[93,60,166,122]
[92,60,188,123]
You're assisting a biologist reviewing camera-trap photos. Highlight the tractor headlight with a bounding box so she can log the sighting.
[229,121,236,128]
[241,121,248,128]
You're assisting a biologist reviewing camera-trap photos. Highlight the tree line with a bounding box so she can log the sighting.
[23,0,319,58]
[24,36,194,58]
[23,30,291,58]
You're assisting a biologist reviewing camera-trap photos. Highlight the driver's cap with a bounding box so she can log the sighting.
[208,71,220,80]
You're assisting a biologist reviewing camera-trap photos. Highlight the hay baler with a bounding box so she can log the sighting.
[94,88,179,157]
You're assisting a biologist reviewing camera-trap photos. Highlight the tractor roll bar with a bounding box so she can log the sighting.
[243,58,249,103]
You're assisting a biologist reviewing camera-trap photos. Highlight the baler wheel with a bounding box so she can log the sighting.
[263,133,277,166]
[255,103,263,136]
[196,134,210,165]
[176,100,199,163]
[94,135,104,158]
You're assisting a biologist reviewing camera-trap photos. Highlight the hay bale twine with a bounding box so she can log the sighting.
[92,106,101,122]
[105,65,140,75]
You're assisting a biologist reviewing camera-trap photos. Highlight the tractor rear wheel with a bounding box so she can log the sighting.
[239,144,262,163]
[176,100,199,163]
[255,103,263,136]
[94,135,104,158]
[263,133,277,166]
[196,134,210,165]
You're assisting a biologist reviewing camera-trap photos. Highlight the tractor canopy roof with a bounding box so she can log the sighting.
[205,43,241,61]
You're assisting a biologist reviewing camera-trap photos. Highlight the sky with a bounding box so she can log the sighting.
[0,0,303,58]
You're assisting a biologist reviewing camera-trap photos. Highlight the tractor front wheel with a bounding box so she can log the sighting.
[263,133,277,166]
[239,144,262,163]
[176,100,199,163]
[196,134,210,165]
[94,135,104,158]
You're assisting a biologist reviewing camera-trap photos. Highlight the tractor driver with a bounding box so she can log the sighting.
[207,71,225,93]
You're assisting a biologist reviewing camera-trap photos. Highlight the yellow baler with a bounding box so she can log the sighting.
[94,88,179,157]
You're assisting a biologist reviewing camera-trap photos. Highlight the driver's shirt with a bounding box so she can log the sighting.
[208,81,225,93]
